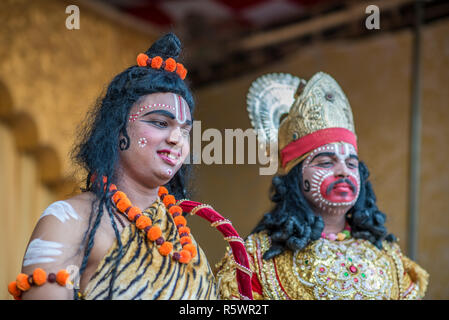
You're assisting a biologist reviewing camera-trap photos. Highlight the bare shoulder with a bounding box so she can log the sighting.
[29,192,96,244]
[19,193,99,299]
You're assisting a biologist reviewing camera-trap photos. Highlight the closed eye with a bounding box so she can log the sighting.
[346,161,358,169]
[315,161,333,168]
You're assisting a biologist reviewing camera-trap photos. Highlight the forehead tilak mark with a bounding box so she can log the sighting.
[173,93,187,125]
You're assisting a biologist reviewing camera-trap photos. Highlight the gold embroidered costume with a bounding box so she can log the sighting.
[216,71,429,300]
[83,198,218,300]
[215,231,428,300]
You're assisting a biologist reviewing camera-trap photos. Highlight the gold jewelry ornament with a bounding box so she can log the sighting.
[247,73,305,155]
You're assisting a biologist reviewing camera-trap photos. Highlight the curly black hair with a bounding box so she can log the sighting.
[252,160,396,260]
[70,33,193,299]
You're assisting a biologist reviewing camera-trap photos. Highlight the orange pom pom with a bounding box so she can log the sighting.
[136,215,152,230]
[112,191,126,204]
[32,268,47,286]
[179,249,192,264]
[162,194,176,207]
[151,56,163,69]
[164,58,177,72]
[137,53,149,67]
[176,63,187,80]
[127,206,142,221]
[147,226,162,241]
[158,186,168,197]
[56,270,70,286]
[8,281,21,297]
[183,243,197,258]
[116,198,132,213]
[169,205,182,215]
[178,226,191,235]
[174,215,187,227]
[158,242,173,256]
[109,184,117,192]
[180,236,192,246]
[16,274,30,291]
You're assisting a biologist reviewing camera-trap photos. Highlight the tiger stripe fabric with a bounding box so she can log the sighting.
[82,198,218,300]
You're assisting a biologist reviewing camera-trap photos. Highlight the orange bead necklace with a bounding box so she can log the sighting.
[110,184,196,264]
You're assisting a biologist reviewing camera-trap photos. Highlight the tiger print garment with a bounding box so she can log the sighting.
[82,198,218,300]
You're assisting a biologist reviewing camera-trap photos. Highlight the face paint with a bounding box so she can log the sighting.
[23,238,63,267]
[302,143,360,212]
[138,137,148,148]
[304,179,311,192]
[128,103,176,122]
[122,93,192,187]
[39,201,79,223]
[173,93,187,124]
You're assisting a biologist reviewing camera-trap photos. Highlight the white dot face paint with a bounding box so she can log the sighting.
[138,137,148,148]
[302,142,360,213]
[23,238,64,267]
[128,103,176,122]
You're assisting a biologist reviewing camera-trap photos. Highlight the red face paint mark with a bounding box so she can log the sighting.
[339,143,345,155]
[319,175,359,203]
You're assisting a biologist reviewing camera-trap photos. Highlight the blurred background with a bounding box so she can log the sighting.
[0,0,448,299]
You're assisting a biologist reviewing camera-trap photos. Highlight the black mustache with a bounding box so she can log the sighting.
[326,178,356,195]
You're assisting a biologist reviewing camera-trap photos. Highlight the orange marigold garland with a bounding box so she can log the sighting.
[7,269,71,299]
[164,57,177,72]
[137,53,149,67]
[111,184,195,264]
[150,56,163,69]
[136,54,188,80]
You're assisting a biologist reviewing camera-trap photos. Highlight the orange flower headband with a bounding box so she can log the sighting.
[136,53,187,80]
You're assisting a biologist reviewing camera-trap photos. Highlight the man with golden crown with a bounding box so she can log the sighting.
[215,72,429,300]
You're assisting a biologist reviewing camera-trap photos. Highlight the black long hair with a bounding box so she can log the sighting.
[71,33,193,299]
[252,160,396,260]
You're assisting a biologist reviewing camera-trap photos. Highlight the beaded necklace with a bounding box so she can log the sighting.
[110,184,196,264]
[320,222,351,241]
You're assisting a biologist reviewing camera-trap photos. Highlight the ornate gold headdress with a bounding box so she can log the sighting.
[247,72,357,175]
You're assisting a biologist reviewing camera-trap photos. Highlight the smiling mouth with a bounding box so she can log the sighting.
[157,150,180,166]
[158,151,178,161]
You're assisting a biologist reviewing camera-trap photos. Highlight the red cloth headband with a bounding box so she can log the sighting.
[280,127,358,168]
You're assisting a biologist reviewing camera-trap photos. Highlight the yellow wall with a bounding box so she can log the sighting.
[0,0,447,299]
[0,0,155,299]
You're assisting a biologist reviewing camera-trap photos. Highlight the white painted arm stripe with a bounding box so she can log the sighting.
[23,238,64,267]
[39,200,80,223]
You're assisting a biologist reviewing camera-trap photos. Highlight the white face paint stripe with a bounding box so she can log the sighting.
[173,93,187,125]
[39,201,79,223]
[173,93,180,122]
[23,239,63,267]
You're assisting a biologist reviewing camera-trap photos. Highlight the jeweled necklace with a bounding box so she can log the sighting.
[321,222,351,241]
[110,184,196,264]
